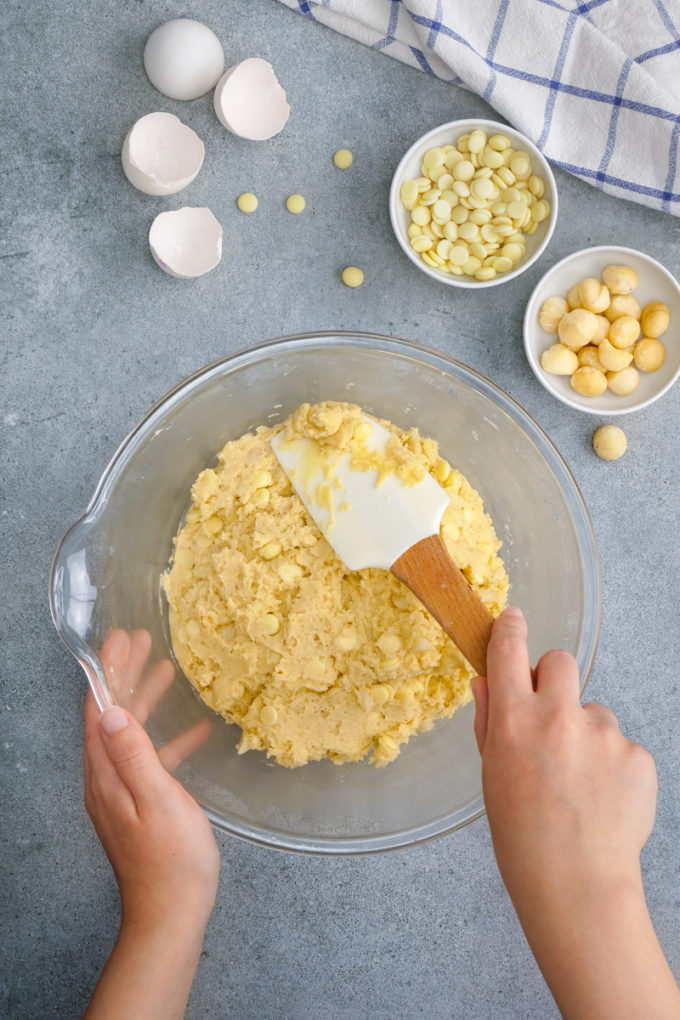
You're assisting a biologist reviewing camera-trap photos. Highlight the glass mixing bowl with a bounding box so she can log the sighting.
[50,333,600,854]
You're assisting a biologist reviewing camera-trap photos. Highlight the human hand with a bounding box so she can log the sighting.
[470,608,680,1020]
[471,607,657,905]
[84,629,220,934]
[83,629,220,1019]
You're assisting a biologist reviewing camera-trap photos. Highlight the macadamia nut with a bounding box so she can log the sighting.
[608,315,641,349]
[539,296,569,334]
[607,366,640,395]
[597,338,633,372]
[578,277,610,313]
[592,315,610,343]
[566,283,582,309]
[593,424,627,460]
[633,337,666,372]
[605,294,642,322]
[640,301,670,338]
[540,343,579,375]
[558,308,598,349]
[602,264,638,295]
[571,366,607,396]
[578,346,604,369]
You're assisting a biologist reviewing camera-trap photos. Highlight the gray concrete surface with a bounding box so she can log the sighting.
[1,1,679,1017]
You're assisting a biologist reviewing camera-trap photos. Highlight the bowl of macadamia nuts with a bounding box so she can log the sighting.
[524,246,680,414]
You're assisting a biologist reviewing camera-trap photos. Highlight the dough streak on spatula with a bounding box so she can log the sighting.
[271,414,494,676]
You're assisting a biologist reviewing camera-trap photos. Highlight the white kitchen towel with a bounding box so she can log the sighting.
[276,0,680,216]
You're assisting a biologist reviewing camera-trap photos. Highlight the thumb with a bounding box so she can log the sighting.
[99,706,169,810]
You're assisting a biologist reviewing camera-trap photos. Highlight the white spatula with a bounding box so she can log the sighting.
[271,414,494,676]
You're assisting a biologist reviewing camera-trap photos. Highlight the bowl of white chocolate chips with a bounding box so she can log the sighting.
[51,333,600,853]
[390,119,557,287]
[524,245,680,414]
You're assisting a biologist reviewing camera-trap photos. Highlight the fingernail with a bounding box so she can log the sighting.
[504,606,524,619]
[100,706,129,736]
[470,677,481,701]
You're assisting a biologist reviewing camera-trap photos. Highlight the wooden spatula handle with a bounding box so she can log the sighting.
[391,533,494,677]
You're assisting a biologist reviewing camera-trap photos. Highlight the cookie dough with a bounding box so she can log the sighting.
[163,401,508,767]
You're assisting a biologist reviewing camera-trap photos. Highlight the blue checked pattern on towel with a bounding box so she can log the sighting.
[276,0,680,216]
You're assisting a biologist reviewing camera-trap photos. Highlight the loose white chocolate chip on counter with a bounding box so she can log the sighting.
[592,424,628,460]
[237,192,258,213]
[342,266,364,288]
[399,129,550,280]
[333,148,353,169]
[285,193,306,214]
[538,264,670,399]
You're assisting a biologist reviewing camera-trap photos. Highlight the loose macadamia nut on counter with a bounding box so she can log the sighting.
[640,301,670,338]
[571,366,607,396]
[608,315,641,349]
[539,296,569,333]
[540,343,579,375]
[634,336,666,372]
[578,277,610,313]
[558,308,598,349]
[602,264,638,295]
[607,366,640,395]
[593,424,627,460]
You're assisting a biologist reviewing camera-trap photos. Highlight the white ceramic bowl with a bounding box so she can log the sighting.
[389,119,558,289]
[524,246,680,415]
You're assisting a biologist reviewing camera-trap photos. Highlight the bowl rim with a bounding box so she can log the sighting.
[389,117,559,289]
[50,331,601,855]
[523,244,680,415]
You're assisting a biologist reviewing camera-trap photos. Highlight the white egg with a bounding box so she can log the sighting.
[214,58,290,140]
[144,19,225,101]
[148,207,223,278]
[121,113,204,195]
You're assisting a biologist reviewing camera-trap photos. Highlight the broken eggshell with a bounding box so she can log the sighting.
[213,58,290,140]
[148,207,223,278]
[122,113,205,196]
[144,18,225,101]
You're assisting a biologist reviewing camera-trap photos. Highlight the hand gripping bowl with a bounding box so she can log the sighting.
[50,333,601,855]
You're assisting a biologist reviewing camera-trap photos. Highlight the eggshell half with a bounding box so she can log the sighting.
[144,18,225,101]
[214,58,290,140]
[149,207,223,278]
[122,113,205,196]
